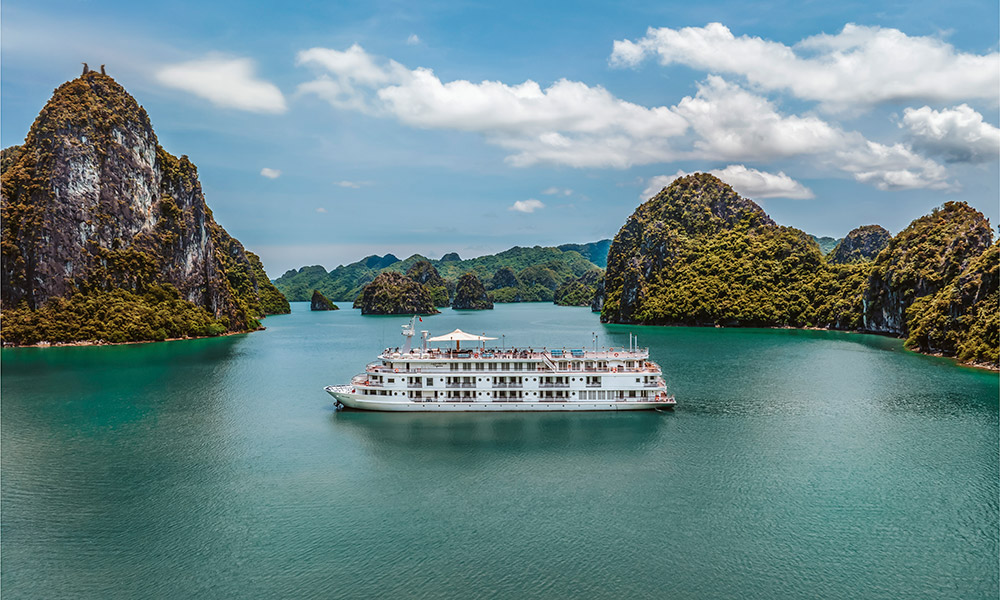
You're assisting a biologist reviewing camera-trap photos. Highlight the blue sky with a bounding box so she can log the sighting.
[2,0,998,276]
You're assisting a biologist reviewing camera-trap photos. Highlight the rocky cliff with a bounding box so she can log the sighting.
[452,273,493,310]
[863,202,994,335]
[829,225,890,264]
[406,260,449,307]
[601,173,822,326]
[0,71,288,344]
[554,269,603,306]
[310,289,338,311]
[353,272,440,315]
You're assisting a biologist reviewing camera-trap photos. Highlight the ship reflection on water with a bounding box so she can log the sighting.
[329,408,670,455]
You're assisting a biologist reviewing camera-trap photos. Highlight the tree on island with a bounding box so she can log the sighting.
[452,273,493,310]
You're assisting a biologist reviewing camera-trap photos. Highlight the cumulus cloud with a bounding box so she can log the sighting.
[260,167,282,179]
[335,180,368,188]
[901,104,1000,163]
[542,187,573,196]
[316,207,328,213]
[297,44,687,168]
[296,44,954,191]
[642,165,814,200]
[156,56,287,113]
[510,199,545,213]
[611,23,999,110]
[407,34,421,45]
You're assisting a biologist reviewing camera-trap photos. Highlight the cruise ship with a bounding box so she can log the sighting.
[324,318,675,412]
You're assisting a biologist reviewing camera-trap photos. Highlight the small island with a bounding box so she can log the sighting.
[310,289,338,311]
[452,273,493,310]
[353,272,440,315]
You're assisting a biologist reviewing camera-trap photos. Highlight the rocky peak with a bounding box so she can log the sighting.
[829,225,890,264]
[406,260,445,287]
[353,272,439,315]
[452,272,493,310]
[1,71,288,343]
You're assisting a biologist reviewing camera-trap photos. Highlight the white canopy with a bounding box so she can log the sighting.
[428,329,497,349]
[428,329,497,342]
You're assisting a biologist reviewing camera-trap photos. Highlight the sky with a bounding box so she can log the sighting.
[2,0,998,277]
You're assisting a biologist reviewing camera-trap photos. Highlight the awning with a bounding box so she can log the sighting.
[428,329,497,349]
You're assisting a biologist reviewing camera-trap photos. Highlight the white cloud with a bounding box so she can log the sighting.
[295,44,954,191]
[156,56,287,113]
[260,167,282,179]
[407,34,421,45]
[542,187,573,196]
[642,165,813,200]
[674,78,954,191]
[611,23,1000,110]
[335,180,367,188]
[510,199,545,213]
[316,207,328,213]
[297,44,687,168]
[901,104,1000,163]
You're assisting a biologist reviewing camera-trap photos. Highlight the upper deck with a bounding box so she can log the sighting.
[370,346,658,375]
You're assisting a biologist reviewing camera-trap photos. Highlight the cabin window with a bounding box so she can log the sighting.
[426,378,433,386]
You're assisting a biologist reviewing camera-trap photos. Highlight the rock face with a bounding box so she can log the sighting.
[554,269,603,306]
[0,72,288,344]
[440,252,461,262]
[310,289,338,311]
[406,260,449,307]
[452,273,493,310]
[829,225,890,264]
[905,240,998,366]
[590,276,605,312]
[353,272,439,315]
[601,173,825,326]
[863,202,994,335]
[490,266,520,289]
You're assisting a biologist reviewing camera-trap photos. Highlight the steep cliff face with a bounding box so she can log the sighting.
[452,273,493,310]
[904,241,998,367]
[554,269,602,306]
[601,173,821,326]
[863,202,993,335]
[0,72,287,343]
[406,260,449,306]
[829,225,890,264]
[353,272,440,315]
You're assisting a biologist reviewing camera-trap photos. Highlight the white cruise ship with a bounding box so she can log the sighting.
[325,318,675,412]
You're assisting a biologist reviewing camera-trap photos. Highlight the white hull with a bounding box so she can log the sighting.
[325,386,674,412]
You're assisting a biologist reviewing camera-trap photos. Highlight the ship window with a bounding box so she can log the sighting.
[426,378,433,385]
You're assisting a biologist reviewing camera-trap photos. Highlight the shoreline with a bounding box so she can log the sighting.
[1,326,263,349]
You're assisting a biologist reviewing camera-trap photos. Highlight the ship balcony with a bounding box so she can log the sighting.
[538,383,569,388]
[492,383,523,388]
[585,383,602,388]
[407,383,423,388]
[446,383,477,388]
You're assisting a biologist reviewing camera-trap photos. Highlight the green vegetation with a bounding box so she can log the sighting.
[1,285,227,345]
[452,273,493,310]
[601,174,998,368]
[554,270,603,306]
[353,272,440,315]
[829,225,890,264]
[406,260,450,307]
[810,235,840,255]
[557,240,612,268]
[0,71,288,346]
[273,244,602,304]
[310,289,338,311]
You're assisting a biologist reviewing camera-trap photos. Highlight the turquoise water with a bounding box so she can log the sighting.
[2,303,997,599]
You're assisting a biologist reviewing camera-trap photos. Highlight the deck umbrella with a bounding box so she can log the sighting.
[427,329,497,350]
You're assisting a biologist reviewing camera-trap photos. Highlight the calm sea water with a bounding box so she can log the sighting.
[2,303,997,599]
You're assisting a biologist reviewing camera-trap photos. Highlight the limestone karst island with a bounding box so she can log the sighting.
[2,3,998,598]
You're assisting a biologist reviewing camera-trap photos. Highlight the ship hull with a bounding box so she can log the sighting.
[325,386,674,412]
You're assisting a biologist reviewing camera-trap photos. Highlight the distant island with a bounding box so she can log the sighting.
[0,71,289,346]
[600,173,998,369]
[273,242,609,306]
